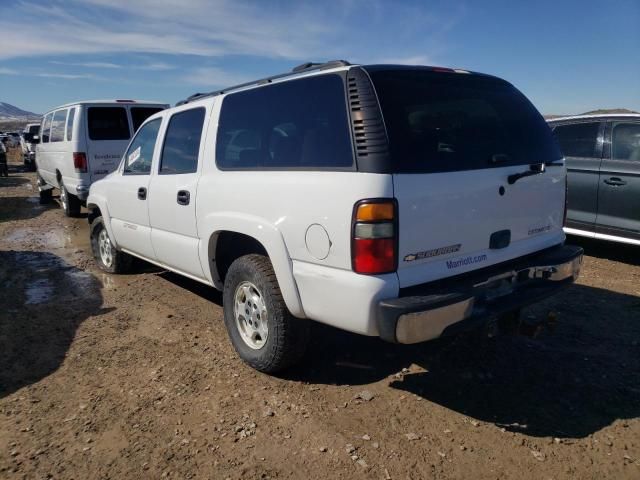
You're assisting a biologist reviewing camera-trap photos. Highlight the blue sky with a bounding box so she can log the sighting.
[0,0,638,115]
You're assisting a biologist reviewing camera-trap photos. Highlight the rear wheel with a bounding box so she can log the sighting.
[59,179,81,217]
[90,216,132,273]
[223,254,310,373]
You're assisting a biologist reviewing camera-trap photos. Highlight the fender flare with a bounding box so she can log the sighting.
[86,195,119,249]
[199,211,306,319]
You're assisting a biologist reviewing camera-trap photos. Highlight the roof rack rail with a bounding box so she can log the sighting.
[176,60,351,106]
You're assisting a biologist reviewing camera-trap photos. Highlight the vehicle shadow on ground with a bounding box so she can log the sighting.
[0,196,57,223]
[0,176,30,188]
[152,268,639,439]
[566,235,640,266]
[0,251,111,398]
[288,283,640,439]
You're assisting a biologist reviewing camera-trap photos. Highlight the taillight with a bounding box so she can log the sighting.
[73,152,87,173]
[352,199,397,274]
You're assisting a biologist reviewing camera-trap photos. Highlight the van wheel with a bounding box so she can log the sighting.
[39,188,52,205]
[59,179,81,217]
[223,254,310,373]
[90,216,132,273]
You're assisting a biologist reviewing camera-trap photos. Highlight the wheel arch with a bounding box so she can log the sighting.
[199,212,306,318]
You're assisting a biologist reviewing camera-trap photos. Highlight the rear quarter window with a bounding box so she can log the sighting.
[87,107,130,141]
[367,69,560,173]
[552,122,600,158]
[216,74,354,170]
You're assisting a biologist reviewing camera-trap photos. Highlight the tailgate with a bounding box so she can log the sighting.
[394,168,566,287]
[365,67,566,288]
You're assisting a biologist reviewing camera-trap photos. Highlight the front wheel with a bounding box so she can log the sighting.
[90,216,132,273]
[223,254,310,373]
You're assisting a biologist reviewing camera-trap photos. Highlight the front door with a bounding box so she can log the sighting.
[552,121,604,231]
[107,118,162,259]
[148,107,207,279]
[595,121,640,241]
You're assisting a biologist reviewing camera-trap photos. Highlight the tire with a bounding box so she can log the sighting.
[90,216,132,273]
[39,188,52,205]
[223,254,310,373]
[59,179,81,217]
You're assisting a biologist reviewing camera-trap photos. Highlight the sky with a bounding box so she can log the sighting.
[0,0,638,116]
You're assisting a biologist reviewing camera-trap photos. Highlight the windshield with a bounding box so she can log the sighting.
[366,68,560,173]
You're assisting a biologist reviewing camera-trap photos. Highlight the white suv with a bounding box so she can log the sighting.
[87,61,583,372]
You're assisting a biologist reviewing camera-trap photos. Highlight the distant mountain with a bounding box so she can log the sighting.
[0,102,41,121]
[581,108,638,115]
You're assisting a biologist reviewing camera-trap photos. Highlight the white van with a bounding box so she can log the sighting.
[36,100,168,215]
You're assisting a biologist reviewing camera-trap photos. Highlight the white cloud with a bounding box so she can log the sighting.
[0,0,459,66]
[36,73,95,79]
[0,67,18,75]
[50,60,122,69]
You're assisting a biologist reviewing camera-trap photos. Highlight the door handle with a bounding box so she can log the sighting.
[177,190,190,206]
[137,187,147,200]
[604,177,626,186]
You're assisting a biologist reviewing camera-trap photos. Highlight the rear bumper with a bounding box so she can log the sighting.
[377,244,583,344]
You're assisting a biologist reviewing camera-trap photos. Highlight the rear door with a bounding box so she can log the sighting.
[367,69,566,287]
[595,120,640,241]
[148,106,207,279]
[85,104,166,182]
[552,121,604,231]
[85,105,132,181]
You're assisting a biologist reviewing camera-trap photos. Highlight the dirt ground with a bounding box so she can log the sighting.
[1,150,639,480]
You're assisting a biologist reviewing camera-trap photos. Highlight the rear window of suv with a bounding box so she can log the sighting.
[367,69,561,173]
[88,107,130,141]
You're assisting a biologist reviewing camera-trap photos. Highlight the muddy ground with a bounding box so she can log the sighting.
[0,150,639,480]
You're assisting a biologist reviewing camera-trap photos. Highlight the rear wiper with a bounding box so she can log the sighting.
[508,163,545,185]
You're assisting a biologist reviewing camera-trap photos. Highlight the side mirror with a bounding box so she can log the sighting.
[31,135,40,144]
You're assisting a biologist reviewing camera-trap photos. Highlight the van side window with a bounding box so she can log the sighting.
[123,118,161,175]
[42,113,53,143]
[50,109,67,143]
[553,122,600,158]
[66,108,76,141]
[159,108,205,174]
[216,74,354,170]
[612,123,640,161]
[88,107,130,141]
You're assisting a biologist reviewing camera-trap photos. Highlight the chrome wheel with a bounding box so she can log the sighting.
[233,281,268,350]
[60,185,68,211]
[98,228,114,268]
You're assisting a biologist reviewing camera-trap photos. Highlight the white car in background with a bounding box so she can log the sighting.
[36,100,168,214]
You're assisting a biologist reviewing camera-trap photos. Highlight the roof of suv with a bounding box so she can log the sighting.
[176,60,503,106]
[548,113,640,123]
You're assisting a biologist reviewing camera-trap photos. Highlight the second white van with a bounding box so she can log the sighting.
[36,100,168,215]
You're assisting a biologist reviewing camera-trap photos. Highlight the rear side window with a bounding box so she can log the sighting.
[216,74,354,170]
[123,118,161,175]
[41,114,53,143]
[367,69,561,173]
[612,122,640,161]
[66,107,76,141]
[50,109,67,142]
[131,107,164,132]
[159,108,205,174]
[553,122,600,158]
[88,107,130,141]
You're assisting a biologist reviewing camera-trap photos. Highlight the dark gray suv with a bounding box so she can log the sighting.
[548,114,640,246]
